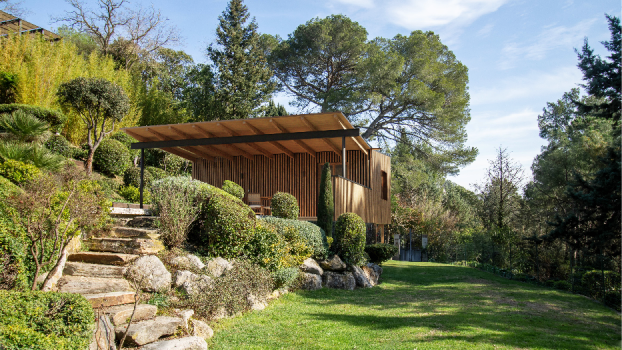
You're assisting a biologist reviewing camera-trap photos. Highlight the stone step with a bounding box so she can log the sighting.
[106,304,158,326]
[57,275,133,295]
[126,216,159,228]
[110,207,152,218]
[85,237,164,255]
[110,226,159,239]
[86,291,136,308]
[68,252,139,266]
[63,261,126,278]
[115,316,183,347]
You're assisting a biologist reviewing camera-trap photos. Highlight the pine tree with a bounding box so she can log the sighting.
[317,162,334,238]
[208,0,276,120]
[264,100,288,117]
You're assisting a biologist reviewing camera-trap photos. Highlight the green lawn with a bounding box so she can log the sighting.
[208,261,621,350]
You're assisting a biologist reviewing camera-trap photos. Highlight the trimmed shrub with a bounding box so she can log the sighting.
[150,176,203,249]
[44,134,74,158]
[222,180,244,199]
[93,139,131,176]
[0,104,66,132]
[110,131,139,159]
[146,166,167,182]
[280,225,313,267]
[123,166,153,188]
[260,216,328,260]
[245,224,288,272]
[365,243,398,265]
[190,184,256,259]
[554,280,571,291]
[317,162,334,237]
[604,291,621,311]
[118,185,151,204]
[272,267,299,289]
[271,192,299,220]
[184,260,273,319]
[0,159,40,185]
[0,290,94,350]
[333,213,366,265]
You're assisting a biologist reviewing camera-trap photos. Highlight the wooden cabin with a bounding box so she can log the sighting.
[123,113,391,229]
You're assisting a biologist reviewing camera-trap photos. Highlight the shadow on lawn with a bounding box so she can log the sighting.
[299,262,620,350]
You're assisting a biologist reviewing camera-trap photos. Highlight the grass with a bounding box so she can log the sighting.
[208,261,621,350]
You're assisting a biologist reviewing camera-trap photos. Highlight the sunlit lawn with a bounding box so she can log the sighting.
[208,261,620,350]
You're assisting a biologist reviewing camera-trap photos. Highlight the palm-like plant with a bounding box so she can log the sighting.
[0,142,65,171]
[0,110,50,142]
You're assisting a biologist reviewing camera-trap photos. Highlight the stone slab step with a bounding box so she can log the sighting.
[63,261,126,278]
[140,336,207,350]
[57,275,133,295]
[110,226,159,239]
[85,237,164,255]
[86,291,136,308]
[68,252,139,266]
[106,304,157,326]
[126,216,158,228]
[110,207,152,217]
[115,316,183,346]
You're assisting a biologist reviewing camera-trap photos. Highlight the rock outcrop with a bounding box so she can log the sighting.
[319,255,346,272]
[126,255,171,292]
[322,271,356,290]
[300,258,323,275]
[299,272,322,291]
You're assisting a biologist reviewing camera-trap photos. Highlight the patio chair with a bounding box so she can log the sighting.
[247,193,263,215]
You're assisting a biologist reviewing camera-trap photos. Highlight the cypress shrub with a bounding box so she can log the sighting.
[333,213,366,265]
[271,192,299,220]
[93,139,131,176]
[222,180,244,199]
[317,162,334,237]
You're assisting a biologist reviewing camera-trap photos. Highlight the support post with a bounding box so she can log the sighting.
[139,148,144,209]
[341,136,346,178]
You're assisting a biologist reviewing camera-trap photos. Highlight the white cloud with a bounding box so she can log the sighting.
[470,66,582,106]
[499,19,597,69]
[477,23,494,37]
[384,0,508,29]
[334,0,375,9]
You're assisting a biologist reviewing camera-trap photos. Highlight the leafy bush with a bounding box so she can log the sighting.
[554,280,571,291]
[0,104,66,132]
[0,219,28,290]
[93,139,131,176]
[244,224,287,272]
[604,291,621,311]
[0,110,50,143]
[0,142,65,171]
[280,225,313,267]
[581,270,621,299]
[150,176,202,248]
[365,243,398,265]
[0,175,22,199]
[146,166,166,182]
[222,180,244,199]
[317,162,334,237]
[95,176,120,199]
[184,260,273,319]
[44,134,74,158]
[161,153,191,175]
[123,166,153,188]
[272,267,299,289]
[118,185,151,204]
[0,71,18,104]
[0,159,40,185]
[260,216,328,260]
[0,291,94,350]
[190,184,256,258]
[271,192,299,219]
[333,213,366,265]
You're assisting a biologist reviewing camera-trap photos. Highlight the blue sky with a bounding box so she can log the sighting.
[21,0,621,189]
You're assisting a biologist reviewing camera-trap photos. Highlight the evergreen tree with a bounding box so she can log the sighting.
[317,162,334,238]
[264,100,288,117]
[208,0,276,120]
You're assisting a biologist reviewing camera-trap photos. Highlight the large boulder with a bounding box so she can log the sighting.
[174,271,213,296]
[349,265,372,288]
[322,271,355,290]
[366,262,383,276]
[115,316,183,346]
[126,255,171,292]
[300,258,323,275]
[191,319,214,339]
[140,336,208,350]
[299,272,322,291]
[319,255,346,272]
[173,309,194,330]
[171,254,205,271]
[205,257,233,277]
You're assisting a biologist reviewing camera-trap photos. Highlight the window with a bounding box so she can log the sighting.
[381,171,388,200]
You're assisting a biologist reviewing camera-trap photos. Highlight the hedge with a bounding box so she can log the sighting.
[271,192,299,220]
[222,180,244,199]
[0,104,66,132]
[93,139,131,176]
[365,243,398,265]
[333,213,366,265]
[0,291,94,350]
[260,216,328,260]
[0,159,40,185]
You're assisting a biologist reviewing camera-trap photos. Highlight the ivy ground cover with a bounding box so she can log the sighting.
[210,261,620,350]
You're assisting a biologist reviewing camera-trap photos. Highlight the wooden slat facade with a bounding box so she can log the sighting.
[192,149,391,225]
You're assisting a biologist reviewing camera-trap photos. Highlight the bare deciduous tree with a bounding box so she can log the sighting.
[55,0,180,69]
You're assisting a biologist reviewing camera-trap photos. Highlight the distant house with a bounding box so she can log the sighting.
[123,112,391,233]
[0,10,61,41]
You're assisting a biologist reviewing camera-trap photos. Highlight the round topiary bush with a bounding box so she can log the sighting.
[260,216,328,260]
[44,135,73,158]
[271,192,299,220]
[110,131,139,158]
[333,212,366,266]
[93,139,131,176]
[0,159,40,185]
[222,180,244,199]
[123,166,153,188]
[146,166,166,182]
[365,243,398,265]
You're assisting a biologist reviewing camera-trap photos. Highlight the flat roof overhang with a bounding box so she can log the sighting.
[122,112,371,161]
